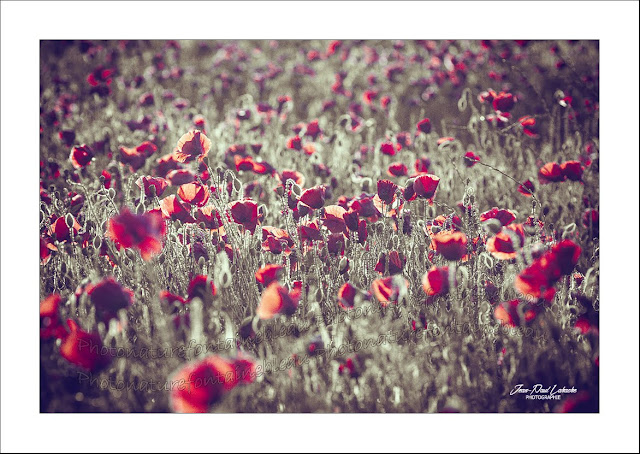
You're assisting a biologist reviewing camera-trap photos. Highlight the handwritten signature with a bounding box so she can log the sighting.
[510,384,578,397]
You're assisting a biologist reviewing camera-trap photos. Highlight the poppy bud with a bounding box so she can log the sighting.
[291,183,302,198]
[339,257,350,274]
[136,203,145,215]
[315,287,324,302]
[65,213,75,229]
[275,185,285,197]
[107,188,116,199]
[93,236,102,250]
[197,256,206,268]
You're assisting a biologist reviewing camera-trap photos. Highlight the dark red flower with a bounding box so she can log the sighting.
[492,92,515,112]
[517,179,535,197]
[107,208,166,260]
[486,224,525,260]
[286,135,302,151]
[255,264,284,286]
[431,231,468,261]
[422,266,449,296]
[257,282,301,319]
[380,142,399,156]
[538,162,566,184]
[480,207,516,226]
[327,233,345,255]
[321,205,347,234]
[371,276,408,306]
[357,219,368,244]
[69,144,94,169]
[337,282,358,310]
[519,116,538,137]
[60,319,112,371]
[262,226,294,254]
[187,275,217,301]
[178,182,210,207]
[494,300,536,327]
[86,277,134,322]
[136,176,168,198]
[463,151,480,167]
[169,356,248,413]
[196,206,222,230]
[416,118,432,134]
[229,199,259,233]
[49,215,81,242]
[299,220,323,242]
[119,141,157,171]
[377,180,398,205]
[300,185,326,210]
[560,161,584,181]
[40,294,66,339]
[166,169,197,186]
[160,195,196,223]
[343,209,359,232]
[58,129,76,147]
[155,153,182,177]
[413,174,440,200]
[174,130,212,163]
[387,162,408,177]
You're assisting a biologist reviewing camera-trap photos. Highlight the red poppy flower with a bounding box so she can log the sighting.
[69,144,94,169]
[160,195,196,223]
[343,209,359,232]
[59,129,76,147]
[519,116,538,137]
[494,300,536,327]
[387,162,408,177]
[262,226,294,254]
[320,205,347,234]
[299,185,326,210]
[299,220,323,242]
[538,162,566,184]
[49,215,81,242]
[492,92,515,112]
[377,180,398,205]
[85,277,134,322]
[480,207,516,226]
[40,236,57,265]
[380,95,392,110]
[380,142,400,156]
[60,319,112,372]
[160,291,188,308]
[422,266,450,296]
[196,206,222,230]
[286,135,302,151]
[40,294,66,339]
[463,151,480,167]
[560,161,584,181]
[166,169,197,186]
[396,132,412,149]
[371,276,408,306]
[169,356,241,413]
[174,130,212,163]
[119,141,156,171]
[388,250,405,275]
[255,264,284,287]
[349,195,378,218]
[437,137,455,147]
[363,89,378,106]
[431,231,468,261]
[337,282,358,310]
[155,153,182,177]
[107,208,166,260]
[229,199,259,233]
[178,182,210,207]
[136,176,168,199]
[257,282,300,319]
[278,170,305,188]
[413,174,440,200]
[187,275,217,301]
[486,224,525,260]
[416,118,432,135]
[517,179,535,197]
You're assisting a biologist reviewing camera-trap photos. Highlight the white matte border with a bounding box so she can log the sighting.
[2,1,639,453]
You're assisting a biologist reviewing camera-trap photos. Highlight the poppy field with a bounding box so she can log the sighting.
[39,39,600,413]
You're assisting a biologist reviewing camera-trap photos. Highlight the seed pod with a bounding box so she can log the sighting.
[107,188,116,199]
[65,213,75,229]
[291,183,302,198]
[339,257,349,274]
[314,287,324,302]
[275,185,285,197]
[197,256,206,268]
[125,249,136,260]
[136,203,145,215]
